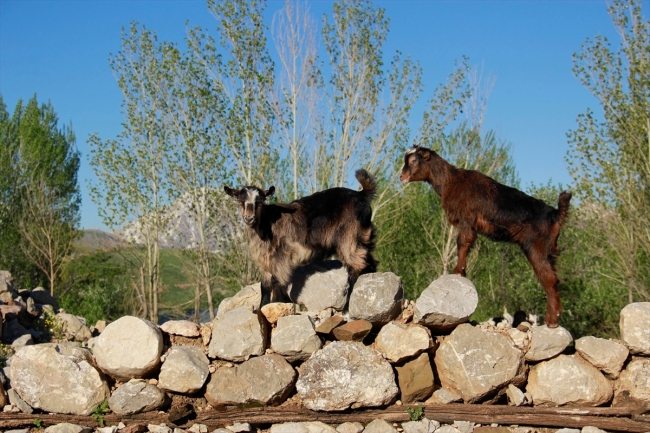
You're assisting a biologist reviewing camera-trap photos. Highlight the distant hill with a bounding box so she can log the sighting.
[75,229,123,253]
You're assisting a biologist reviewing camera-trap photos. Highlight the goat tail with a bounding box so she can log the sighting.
[355,169,377,198]
[556,191,572,226]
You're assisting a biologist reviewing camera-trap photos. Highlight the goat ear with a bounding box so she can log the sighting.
[224,186,238,197]
[264,186,275,198]
[417,148,431,161]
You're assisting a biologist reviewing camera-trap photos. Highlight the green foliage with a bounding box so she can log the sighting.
[33,418,43,428]
[59,250,132,325]
[0,344,15,369]
[91,400,110,427]
[0,94,80,293]
[406,405,424,421]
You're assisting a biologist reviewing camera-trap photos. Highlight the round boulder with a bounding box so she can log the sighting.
[92,316,163,380]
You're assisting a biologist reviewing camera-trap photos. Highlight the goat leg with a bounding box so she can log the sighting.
[452,227,477,277]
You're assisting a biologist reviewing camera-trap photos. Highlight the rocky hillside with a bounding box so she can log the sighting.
[0,264,649,433]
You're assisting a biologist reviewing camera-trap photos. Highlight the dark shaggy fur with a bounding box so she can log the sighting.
[400,146,572,327]
[224,169,378,302]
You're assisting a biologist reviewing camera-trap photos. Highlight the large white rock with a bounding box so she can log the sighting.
[347,272,404,324]
[208,306,267,361]
[55,313,92,342]
[620,302,650,355]
[271,315,322,362]
[11,344,110,415]
[92,316,163,380]
[434,324,525,403]
[285,261,349,312]
[108,379,168,415]
[526,354,613,406]
[413,275,478,330]
[205,354,296,406]
[296,341,398,411]
[525,325,573,362]
[612,358,650,408]
[575,336,629,379]
[158,346,209,394]
[217,283,262,318]
[374,322,433,363]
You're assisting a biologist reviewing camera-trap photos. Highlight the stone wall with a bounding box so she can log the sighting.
[1,264,649,431]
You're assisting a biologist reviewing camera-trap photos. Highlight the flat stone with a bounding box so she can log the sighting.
[332,320,372,342]
[160,320,201,338]
[315,315,345,335]
[108,380,168,415]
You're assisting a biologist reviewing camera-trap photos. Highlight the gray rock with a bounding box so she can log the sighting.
[620,302,650,355]
[29,287,59,310]
[11,334,33,350]
[158,346,210,394]
[270,422,337,433]
[11,344,110,415]
[205,354,296,406]
[26,297,39,317]
[363,420,396,433]
[401,419,439,433]
[227,422,252,433]
[335,422,364,433]
[555,430,580,433]
[347,272,404,324]
[271,315,322,362]
[93,316,163,380]
[374,322,433,363]
[0,271,18,304]
[43,423,93,433]
[217,283,263,318]
[525,325,573,362]
[612,357,650,408]
[452,421,474,433]
[434,427,460,433]
[148,425,172,433]
[425,388,462,404]
[108,379,169,415]
[208,306,267,361]
[413,275,478,330]
[575,336,629,379]
[526,354,613,406]
[286,261,349,312]
[506,384,528,406]
[434,324,525,403]
[160,320,201,337]
[56,313,93,341]
[296,341,398,411]
[581,427,607,433]
[7,388,33,414]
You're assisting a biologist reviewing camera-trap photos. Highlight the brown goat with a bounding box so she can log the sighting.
[400,146,572,327]
[224,169,378,303]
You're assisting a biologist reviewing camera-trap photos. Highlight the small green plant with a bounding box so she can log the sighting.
[91,400,110,426]
[33,418,43,428]
[42,310,65,341]
[0,344,15,369]
[406,405,424,421]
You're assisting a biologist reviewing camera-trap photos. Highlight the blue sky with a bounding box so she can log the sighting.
[1,0,640,231]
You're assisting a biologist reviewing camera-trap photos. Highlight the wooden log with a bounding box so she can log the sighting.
[0,404,648,433]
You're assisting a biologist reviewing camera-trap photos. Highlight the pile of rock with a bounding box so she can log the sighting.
[1,262,649,433]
